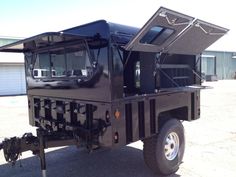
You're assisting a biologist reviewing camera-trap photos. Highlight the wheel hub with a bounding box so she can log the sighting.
[164,132,179,161]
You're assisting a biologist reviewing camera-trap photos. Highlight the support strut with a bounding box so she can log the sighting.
[38,130,47,177]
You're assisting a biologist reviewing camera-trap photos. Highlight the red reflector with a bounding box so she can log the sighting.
[114,110,120,119]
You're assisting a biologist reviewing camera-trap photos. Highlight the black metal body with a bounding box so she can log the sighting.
[0,20,202,149]
[20,20,201,149]
[0,7,228,177]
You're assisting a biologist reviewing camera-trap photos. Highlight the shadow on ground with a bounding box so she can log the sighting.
[0,146,180,177]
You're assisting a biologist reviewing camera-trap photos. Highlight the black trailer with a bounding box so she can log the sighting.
[0,7,228,176]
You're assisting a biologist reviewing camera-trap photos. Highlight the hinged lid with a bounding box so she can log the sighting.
[0,32,89,53]
[124,7,229,55]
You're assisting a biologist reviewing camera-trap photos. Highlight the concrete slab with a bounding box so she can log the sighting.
[0,80,236,177]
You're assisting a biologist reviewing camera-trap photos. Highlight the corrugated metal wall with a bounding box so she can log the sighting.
[0,38,26,95]
[0,38,19,47]
[0,64,26,95]
[202,51,236,79]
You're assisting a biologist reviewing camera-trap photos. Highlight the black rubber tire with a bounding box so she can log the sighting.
[143,119,185,176]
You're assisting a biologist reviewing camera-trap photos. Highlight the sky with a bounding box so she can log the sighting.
[0,0,235,51]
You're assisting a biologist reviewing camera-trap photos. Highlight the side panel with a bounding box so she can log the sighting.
[28,91,199,148]
[143,100,151,138]
[111,91,197,147]
[28,95,113,147]
[191,90,201,120]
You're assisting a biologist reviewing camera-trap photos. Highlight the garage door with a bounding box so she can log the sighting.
[0,65,26,95]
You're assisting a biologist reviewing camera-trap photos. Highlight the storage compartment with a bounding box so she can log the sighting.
[156,54,196,90]
[123,52,198,95]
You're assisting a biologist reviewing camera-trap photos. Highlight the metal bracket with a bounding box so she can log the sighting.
[195,23,226,36]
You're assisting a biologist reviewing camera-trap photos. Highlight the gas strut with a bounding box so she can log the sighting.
[0,129,77,177]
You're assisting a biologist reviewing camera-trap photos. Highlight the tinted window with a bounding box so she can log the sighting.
[66,50,91,77]
[33,49,91,78]
[140,26,163,44]
[51,53,66,77]
[140,26,174,45]
[152,28,174,45]
[33,53,50,78]
[31,40,108,79]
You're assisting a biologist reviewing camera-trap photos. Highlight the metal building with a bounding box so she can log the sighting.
[0,37,26,95]
[202,50,236,80]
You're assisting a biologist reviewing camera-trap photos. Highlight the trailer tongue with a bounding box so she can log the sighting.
[0,131,79,177]
[0,6,228,177]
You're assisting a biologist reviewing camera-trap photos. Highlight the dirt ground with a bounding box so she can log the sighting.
[0,80,236,177]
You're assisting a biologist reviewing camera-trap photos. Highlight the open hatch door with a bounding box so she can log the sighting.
[167,19,229,55]
[0,32,91,53]
[124,7,229,55]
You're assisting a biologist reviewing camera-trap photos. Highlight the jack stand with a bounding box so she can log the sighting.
[38,130,47,177]
[0,129,78,177]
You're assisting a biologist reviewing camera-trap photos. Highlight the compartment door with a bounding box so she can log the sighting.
[0,32,90,53]
[124,7,228,55]
[167,19,229,55]
[124,7,194,52]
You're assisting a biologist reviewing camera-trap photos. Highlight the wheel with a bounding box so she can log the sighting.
[143,119,185,175]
